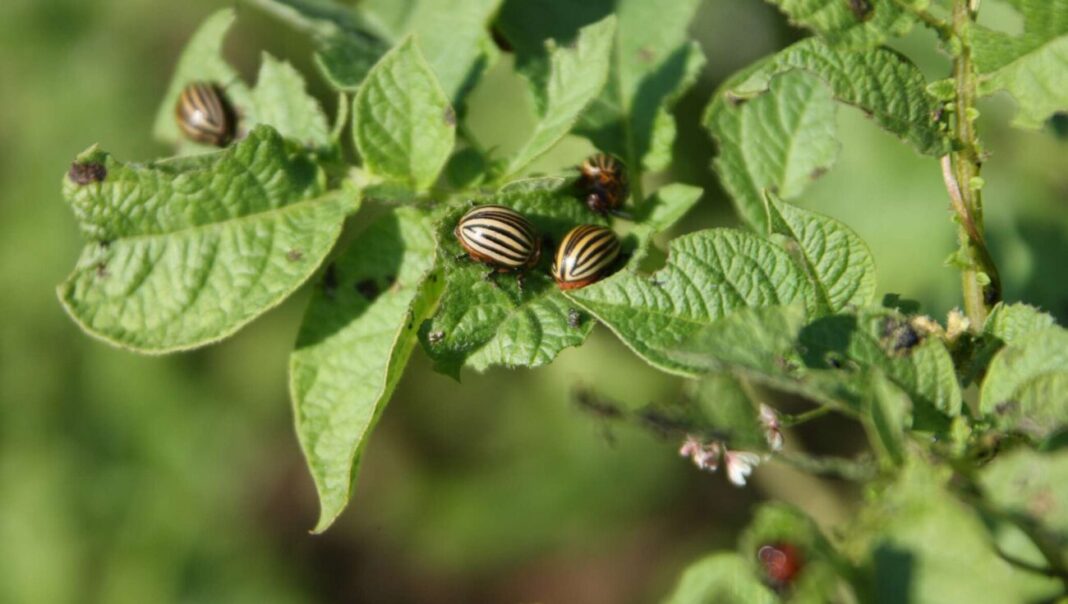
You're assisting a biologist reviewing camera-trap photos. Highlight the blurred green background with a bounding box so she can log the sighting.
[2,0,1066,602]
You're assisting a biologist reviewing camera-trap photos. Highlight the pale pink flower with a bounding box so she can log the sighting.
[724,451,761,487]
[758,404,784,452]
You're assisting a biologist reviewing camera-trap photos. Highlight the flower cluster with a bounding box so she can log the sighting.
[678,404,785,487]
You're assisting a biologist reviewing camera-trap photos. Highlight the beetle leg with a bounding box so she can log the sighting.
[483,269,500,288]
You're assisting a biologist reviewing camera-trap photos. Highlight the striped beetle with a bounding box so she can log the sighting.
[552,224,621,290]
[455,205,541,286]
[578,153,629,215]
[175,81,237,147]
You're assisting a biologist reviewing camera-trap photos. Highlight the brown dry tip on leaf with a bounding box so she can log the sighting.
[68,161,107,185]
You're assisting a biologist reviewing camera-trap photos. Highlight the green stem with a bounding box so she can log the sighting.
[947,0,1001,329]
[773,451,876,482]
[779,405,834,428]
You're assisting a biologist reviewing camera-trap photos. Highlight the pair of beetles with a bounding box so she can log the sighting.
[175,80,629,291]
[456,153,628,292]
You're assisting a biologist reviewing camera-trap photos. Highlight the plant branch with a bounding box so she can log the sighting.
[946,0,1001,329]
[773,451,877,482]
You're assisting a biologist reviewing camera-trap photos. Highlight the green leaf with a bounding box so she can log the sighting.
[353,36,456,191]
[981,448,1068,552]
[799,309,962,426]
[290,208,440,535]
[290,206,441,532]
[244,0,391,93]
[576,0,705,177]
[252,53,332,147]
[765,0,917,49]
[724,37,948,157]
[980,326,1068,437]
[502,16,616,178]
[961,302,1057,387]
[568,229,814,376]
[866,370,911,466]
[705,71,839,230]
[668,304,809,377]
[972,0,1068,128]
[765,192,877,313]
[985,302,1057,344]
[58,126,351,353]
[664,304,870,412]
[688,373,768,451]
[628,183,703,263]
[419,178,608,377]
[155,9,332,149]
[663,553,777,604]
[363,0,502,106]
[848,462,1062,603]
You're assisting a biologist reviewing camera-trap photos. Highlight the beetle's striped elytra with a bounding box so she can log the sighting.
[552,224,621,290]
[454,204,541,272]
[578,153,629,215]
[175,81,237,147]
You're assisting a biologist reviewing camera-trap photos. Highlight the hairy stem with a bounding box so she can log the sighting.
[947,0,1001,329]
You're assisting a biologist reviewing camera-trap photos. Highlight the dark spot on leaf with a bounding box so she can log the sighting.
[1029,488,1056,518]
[286,249,303,262]
[637,46,656,62]
[443,106,456,127]
[567,308,583,328]
[564,38,579,51]
[846,0,873,21]
[725,92,749,107]
[95,262,109,279]
[322,263,338,298]
[809,167,828,180]
[68,161,107,185]
[355,279,380,299]
[883,317,922,355]
[428,330,445,344]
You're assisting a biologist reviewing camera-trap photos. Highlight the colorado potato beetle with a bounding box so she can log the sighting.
[175,81,237,147]
[578,153,629,214]
[455,204,541,274]
[552,224,620,290]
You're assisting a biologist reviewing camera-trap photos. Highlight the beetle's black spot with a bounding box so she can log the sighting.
[355,279,379,299]
[286,249,303,262]
[443,106,456,127]
[69,161,107,185]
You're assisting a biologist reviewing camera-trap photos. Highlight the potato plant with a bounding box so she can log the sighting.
[57,0,1068,600]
